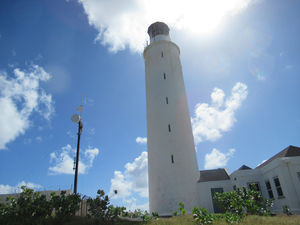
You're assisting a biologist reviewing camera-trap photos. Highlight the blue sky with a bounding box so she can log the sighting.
[0,0,300,210]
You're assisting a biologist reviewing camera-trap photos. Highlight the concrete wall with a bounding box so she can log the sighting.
[230,168,263,190]
[197,180,233,213]
[260,157,300,214]
[229,156,300,214]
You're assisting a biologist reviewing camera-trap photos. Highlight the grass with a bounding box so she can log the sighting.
[147,215,300,225]
[55,214,300,225]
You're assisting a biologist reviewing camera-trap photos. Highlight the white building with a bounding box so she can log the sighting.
[198,145,300,214]
[143,22,300,215]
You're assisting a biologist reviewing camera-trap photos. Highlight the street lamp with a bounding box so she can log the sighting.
[71,111,83,194]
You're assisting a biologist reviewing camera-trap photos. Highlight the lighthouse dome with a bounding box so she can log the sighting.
[147,22,170,44]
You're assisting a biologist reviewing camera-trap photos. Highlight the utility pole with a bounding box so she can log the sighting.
[71,103,83,194]
[73,120,83,194]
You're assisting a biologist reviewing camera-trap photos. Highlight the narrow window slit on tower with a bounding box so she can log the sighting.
[163,73,166,80]
[168,124,171,132]
[166,97,168,104]
[171,155,174,163]
[161,51,164,57]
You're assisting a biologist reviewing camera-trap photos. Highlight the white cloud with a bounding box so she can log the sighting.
[109,151,148,207]
[136,137,147,144]
[191,82,247,145]
[0,181,42,194]
[0,65,54,150]
[35,136,42,142]
[77,0,255,53]
[204,148,235,169]
[48,144,99,175]
[124,197,149,212]
[67,130,75,138]
[110,171,132,199]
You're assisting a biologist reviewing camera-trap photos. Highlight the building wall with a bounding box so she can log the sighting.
[230,168,263,192]
[229,156,300,214]
[197,180,233,213]
[260,157,300,214]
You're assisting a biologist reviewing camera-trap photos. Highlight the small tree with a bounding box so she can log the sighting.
[86,189,112,221]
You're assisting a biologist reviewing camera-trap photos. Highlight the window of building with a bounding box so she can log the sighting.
[265,180,274,199]
[297,172,300,182]
[168,124,171,132]
[233,185,236,190]
[171,155,174,163]
[161,51,164,57]
[163,73,166,80]
[247,182,261,192]
[273,177,284,198]
[166,97,168,104]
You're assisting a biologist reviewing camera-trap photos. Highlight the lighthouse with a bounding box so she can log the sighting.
[143,22,199,216]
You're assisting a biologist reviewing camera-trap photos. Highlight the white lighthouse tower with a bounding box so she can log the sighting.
[144,22,199,216]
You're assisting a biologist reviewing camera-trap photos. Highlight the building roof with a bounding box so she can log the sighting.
[256,145,300,169]
[198,168,230,182]
[238,165,252,170]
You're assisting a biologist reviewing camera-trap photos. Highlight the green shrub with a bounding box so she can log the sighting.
[0,186,53,225]
[192,207,214,224]
[141,211,152,221]
[51,190,81,221]
[86,189,112,221]
[283,205,293,216]
[224,211,242,224]
[214,186,273,216]
[178,202,187,215]
[152,211,159,219]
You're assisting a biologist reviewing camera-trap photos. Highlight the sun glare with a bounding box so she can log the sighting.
[146,0,251,35]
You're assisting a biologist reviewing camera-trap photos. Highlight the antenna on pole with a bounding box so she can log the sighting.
[71,100,84,195]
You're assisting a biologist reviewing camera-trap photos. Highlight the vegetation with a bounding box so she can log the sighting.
[192,207,214,224]
[178,202,187,215]
[141,215,300,225]
[214,185,273,217]
[283,205,293,216]
[0,185,299,225]
[0,186,80,225]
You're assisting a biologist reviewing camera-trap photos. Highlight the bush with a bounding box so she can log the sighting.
[51,190,81,221]
[141,211,152,221]
[0,186,53,225]
[152,211,159,219]
[224,211,242,224]
[0,186,83,225]
[86,189,112,221]
[283,205,293,216]
[192,207,214,224]
[178,202,187,215]
[214,186,273,216]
